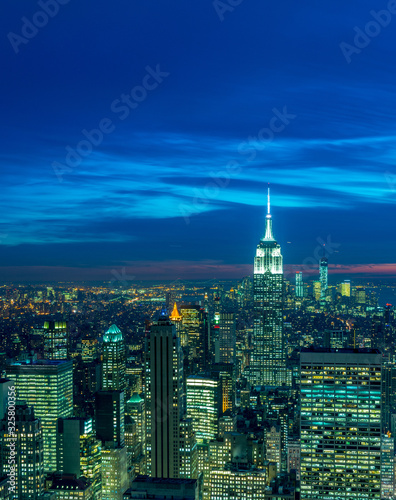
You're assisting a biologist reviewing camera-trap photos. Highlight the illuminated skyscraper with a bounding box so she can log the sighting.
[250,187,286,386]
[319,252,328,300]
[0,403,44,499]
[312,281,321,301]
[43,321,69,360]
[340,280,351,297]
[179,305,209,372]
[102,324,126,391]
[6,360,73,472]
[215,313,236,365]
[295,272,303,298]
[300,348,382,499]
[187,375,220,443]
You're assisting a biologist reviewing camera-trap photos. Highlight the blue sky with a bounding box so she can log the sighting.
[0,0,395,281]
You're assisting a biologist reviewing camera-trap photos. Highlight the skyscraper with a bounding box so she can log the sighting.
[319,251,328,300]
[186,375,221,443]
[215,312,236,365]
[0,403,44,499]
[300,348,382,499]
[43,320,69,360]
[6,359,73,472]
[295,272,303,298]
[56,417,101,500]
[179,305,209,373]
[145,314,189,478]
[102,324,126,391]
[250,187,286,386]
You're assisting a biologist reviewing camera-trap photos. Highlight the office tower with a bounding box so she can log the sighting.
[381,355,396,433]
[81,335,98,363]
[48,474,94,500]
[126,393,146,474]
[179,417,198,479]
[265,425,281,473]
[300,348,382,499]
[312,281,321,301]
[381,434,394,499]
[179,305,209,372]
[102,324,126,391]
[0,379,12,420]
[187,375,221,443]
[287,440,300,480]
[211,363,234,414]
[43,320,69,360]
[215,313,236,365]
[95,391,125,447]
[124,476,199,500]
[319,252,328,300]
[6,359,73,472]
[250,187,286,387]
[295,272,303,298]
[0,403,44,499]
[340,280,351,297]
[145,315,185,478]
[56,417,101,500]
[101,447,129,500]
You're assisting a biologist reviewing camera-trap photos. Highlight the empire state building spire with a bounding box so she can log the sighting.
[263,184,275,242]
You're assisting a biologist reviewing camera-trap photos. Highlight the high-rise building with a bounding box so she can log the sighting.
[179,305,209,372]
[126,393,146,474]
[56,417,101,500]
[6,360,73,472]
[187,375,220,443]
[43,321,69,360]
[95,391,125,448]
[312,281,321,301]
[0,403,44,499]
[250,187,286,387]
[381,434,394,499]
[300,348,382,499]
[101,447,129,500]
[295,272,303,298]
[145,315,184,478]
[215,313,236,365]
[211,363,235,415]
[319,252,328,300]
[340,280,351,297]
[102,325,126,391]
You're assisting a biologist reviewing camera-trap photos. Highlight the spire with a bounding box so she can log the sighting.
[263,183,275,241]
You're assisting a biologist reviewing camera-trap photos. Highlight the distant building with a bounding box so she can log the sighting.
[295,272,303,298]
[319,254,328,300]
[340,280,351,297]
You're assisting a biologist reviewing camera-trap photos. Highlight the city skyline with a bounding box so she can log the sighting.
[1,1,396,282]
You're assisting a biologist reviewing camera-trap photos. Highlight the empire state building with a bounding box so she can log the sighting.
[249,187,286,387]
